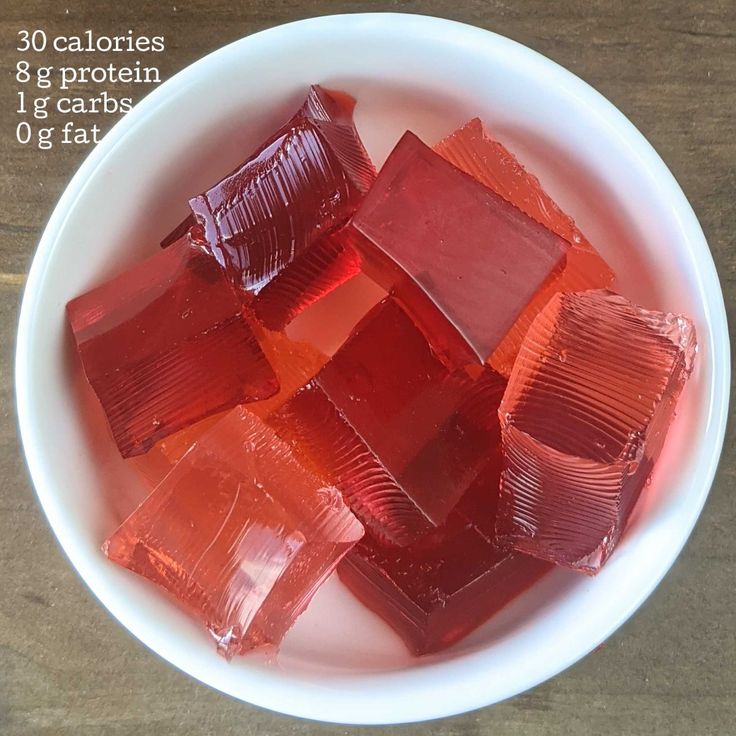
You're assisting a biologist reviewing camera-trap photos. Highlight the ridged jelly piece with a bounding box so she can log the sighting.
[252,228,363,330]
[496,290,696,574]
[128,319,329,488]
[285,270,388,358]
[338,458,552,655]
[105,407,363,657]
[186,86,375,306]
[434,118,615,376]
[269,297,506,545]
[351,131,569,365]
[66,237,278,457]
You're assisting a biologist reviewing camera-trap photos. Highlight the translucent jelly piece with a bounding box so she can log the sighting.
[105,407,363,657]
[496,290,696,574]
[285,270,387,358]
[350,131,569,364]
[247,317,330,418]
[270,381,431,546]
[338,459,551,655]
[187,86,375,302]
[128,320,329,488]
[127,445,177,492]
[435,118,590,247]
[66,237,278,457]
[269,297,506,544]
[435,119,615,375]
[251,228,363,330]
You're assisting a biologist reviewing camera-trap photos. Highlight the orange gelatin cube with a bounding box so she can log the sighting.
[338,456,551,655]
[350,131,569,366]
[269,297,506,545]
[66,236,278,458]
[496,290,696,574]
[434,118,615,375]
[105,407,363,657]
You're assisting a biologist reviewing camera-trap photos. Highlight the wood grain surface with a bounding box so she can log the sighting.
[1,2,734,734]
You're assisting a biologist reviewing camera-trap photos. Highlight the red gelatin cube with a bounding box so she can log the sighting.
[128,321,329,490]
[105,407,363,657]
[434,118,615,375]
[252,228,363,330]
[350,131,569,364]
[338,458,551,655]
[67,237,278,457]
[435,118,591,249]
[270,381,431,545]
[496,290,696,574]
[185,85,375,327]
[269,297,506,544]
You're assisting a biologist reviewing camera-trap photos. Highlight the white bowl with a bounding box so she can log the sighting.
[16,13,729,725]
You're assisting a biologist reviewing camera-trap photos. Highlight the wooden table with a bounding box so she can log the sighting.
[1,2,733,734]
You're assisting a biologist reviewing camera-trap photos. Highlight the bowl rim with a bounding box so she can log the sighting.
[15,12,731,725]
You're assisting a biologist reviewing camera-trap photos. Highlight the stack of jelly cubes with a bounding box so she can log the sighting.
[67,86,696,658]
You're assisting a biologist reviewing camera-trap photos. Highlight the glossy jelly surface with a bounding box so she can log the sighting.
[186,85,375,328]
[252,228,363,330]
[105,406,363,657]
[67,236,278,457]
[339,457,551,655]
[68,88,702,662]
[495,290,696,573]
[269,297,506,544]
[435,119,615,375]
[351,131,569,364]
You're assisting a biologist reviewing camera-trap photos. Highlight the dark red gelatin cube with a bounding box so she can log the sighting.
[185,85,375,327]
[350,131,569,364]
[269,297,506,544]
[338,458,551,655]
[496,290,696,574]
[67,236,278,457]
[105,407,363,657]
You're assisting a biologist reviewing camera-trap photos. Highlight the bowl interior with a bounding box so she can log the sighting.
[17,14,727,724]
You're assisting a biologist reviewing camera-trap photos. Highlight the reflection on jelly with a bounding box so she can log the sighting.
[435,118,615,375]
[269,297,506,545]
[169,86,375,330]
[351,131,569,365]
[252,228,363,330]
[66,236,278,457]
[105,407,363,657]
[338,456,552,655]
[495,290,696,574]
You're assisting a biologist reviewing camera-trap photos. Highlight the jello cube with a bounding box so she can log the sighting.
[350,131,569,365]
[67,237,278,457]
[252,228,363,330]
[180,85,375,329]
[128,319,329,489]
[435,119,615,375]
[269,297,506,545]
[496,290,696,574]
[105,407,363,657]
[338,458,551,655]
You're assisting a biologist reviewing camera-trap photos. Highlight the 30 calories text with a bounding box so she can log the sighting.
[14,28,165,150]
